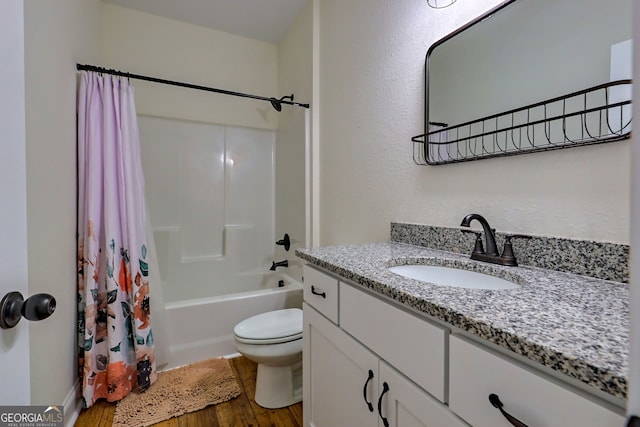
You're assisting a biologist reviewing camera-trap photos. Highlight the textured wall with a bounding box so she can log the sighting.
[317,0,631,245]
[101,3,279,130]
[24,0,102,407]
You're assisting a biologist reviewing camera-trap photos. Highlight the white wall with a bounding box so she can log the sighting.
[101,3,279,130]
[276,0,313,279]
[23,0,102,410]
[317,0,631,245]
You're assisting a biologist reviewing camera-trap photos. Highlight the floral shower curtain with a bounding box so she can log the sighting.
[77,71,157,408]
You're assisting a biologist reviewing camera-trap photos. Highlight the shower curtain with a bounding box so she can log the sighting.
[77,71,157,408]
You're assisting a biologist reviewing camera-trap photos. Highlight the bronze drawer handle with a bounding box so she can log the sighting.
[489,394,528,427]
[311,285,326,299]
[363,369,374,412]
[377,382,390,427]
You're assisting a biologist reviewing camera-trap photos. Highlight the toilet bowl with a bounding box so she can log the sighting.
[233,308,303,408]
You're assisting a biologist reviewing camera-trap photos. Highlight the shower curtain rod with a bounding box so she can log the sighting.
[76,64,310,111]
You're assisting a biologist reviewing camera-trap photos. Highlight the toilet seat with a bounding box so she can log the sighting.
[234,308,302,345]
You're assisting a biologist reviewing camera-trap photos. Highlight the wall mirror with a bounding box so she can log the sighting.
[413,0,633,165]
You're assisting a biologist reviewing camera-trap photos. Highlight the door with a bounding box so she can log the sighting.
[379,361,468,427]
[0,0,31,405]
[303,303,379,427]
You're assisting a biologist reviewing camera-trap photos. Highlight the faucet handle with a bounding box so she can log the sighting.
[500,234,531,265]
[275,233,291,251]
[461,229,484,255]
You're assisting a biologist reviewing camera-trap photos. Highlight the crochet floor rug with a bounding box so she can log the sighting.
[112,357,241,427]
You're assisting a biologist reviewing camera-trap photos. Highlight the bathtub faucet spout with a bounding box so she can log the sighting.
[270,260,288,271]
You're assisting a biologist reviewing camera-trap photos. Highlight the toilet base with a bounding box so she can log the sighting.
[254,360,303,409]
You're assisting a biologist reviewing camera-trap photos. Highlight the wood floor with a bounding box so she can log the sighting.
[75,356,303,427]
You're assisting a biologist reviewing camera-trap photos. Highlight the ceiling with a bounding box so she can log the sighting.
[101,0,309,44]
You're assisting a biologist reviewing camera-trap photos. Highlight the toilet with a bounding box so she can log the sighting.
[233,308,303,408]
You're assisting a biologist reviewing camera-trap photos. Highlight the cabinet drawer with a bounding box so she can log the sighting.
[303,265,339,324]
[340,282,447,402]
[449,335,625,427]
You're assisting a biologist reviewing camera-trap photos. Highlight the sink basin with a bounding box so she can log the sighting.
[387,265,520,290]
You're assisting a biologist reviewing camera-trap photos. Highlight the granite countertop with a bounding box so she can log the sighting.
[296,242,629,401]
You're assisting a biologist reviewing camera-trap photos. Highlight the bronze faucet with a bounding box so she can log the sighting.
[460,214,529,267]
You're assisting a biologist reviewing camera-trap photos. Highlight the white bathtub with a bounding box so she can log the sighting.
[163,271,303,369]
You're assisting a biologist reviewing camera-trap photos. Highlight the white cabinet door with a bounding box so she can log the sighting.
[304,299,467,427]
[303,303,379,427]
[378,361,469,427]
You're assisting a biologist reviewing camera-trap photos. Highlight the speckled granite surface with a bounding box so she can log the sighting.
[391,222,630,283]
[296,242,629,400]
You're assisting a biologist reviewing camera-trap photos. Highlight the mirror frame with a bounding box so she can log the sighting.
[415,0,632,166]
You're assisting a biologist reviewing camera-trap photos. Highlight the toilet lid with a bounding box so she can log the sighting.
[234,308,302,341]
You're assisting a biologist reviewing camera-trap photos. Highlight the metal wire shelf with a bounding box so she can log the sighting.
[412,79,632,165]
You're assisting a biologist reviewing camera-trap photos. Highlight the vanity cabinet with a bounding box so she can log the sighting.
[304,301,467,427]
[302,264,625,427]
[303,265,467,427]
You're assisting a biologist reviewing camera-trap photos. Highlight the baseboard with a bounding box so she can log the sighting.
[63,380,82,427]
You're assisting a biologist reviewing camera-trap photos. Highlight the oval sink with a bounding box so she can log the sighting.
[387,265,520,290]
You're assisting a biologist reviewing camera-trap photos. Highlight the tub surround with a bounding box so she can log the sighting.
[296,224,629,401]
